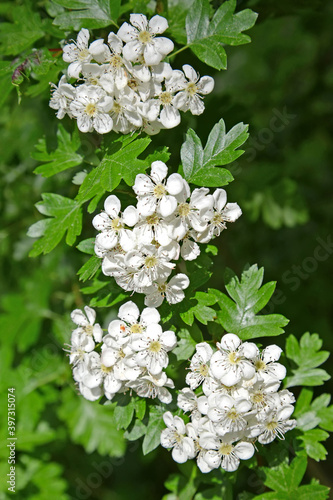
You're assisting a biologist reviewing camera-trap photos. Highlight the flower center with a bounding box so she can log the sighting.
[111,217,123,231]
[212,213,224,224]
[109,54,122,68]
[145,256,158,268]
[219,443,233,455]
[186,82,198,96]
[85,103,97,116]
[199,363,209,377]
[178,203,191,217]
[153,183,166,198]
[159,91,173,106]
[252,391,265,404]
[146,213,159,225]
[255,359,267,371]
[228,351,240,364]
[227,409,239,421]
[112,102,122,114]
[127,78,138,90]
[157,283,167,293]
[78,48,90,61]
[118,349,126,358]
[266,420,278,431]
[84,324,94,336]
[130,323,142,334]
[149,340,162,353]
[101,364,113,374]
[138,30,152,44]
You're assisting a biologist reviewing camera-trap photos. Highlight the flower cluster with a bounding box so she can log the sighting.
[160,333,296,472]
[50,14,214,135]
[66,303,177,403]
[93,161,242,307]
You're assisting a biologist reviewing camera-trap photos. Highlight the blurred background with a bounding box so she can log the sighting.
[0,0,332,498]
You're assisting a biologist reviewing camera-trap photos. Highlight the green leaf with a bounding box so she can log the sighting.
[297,429,329,461]
[113,393,135,430]
[255,454,330,500]
[32,125,83,177]
[77,255,101,282]
[180,291,217,326]
[29,194,82,256]
[0,6,45,56]
[285,332,330,387]
[173,325,203,361]
[185,0,257,69]
[295,388,333,433]
[212,264,289,340]
[58,387,126,456]
[142,405,166,455]
[53,0,121,30]
[180,120,248,186]
[76,238,95,254]
[76,135,151,207]
[124,419,147,441]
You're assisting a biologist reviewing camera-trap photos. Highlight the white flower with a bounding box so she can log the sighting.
[202,439,254,472]
[93,195,137,251]
[253,344,287,381]
[107,300,160,343]
[143,273,190,307]
[125,244,176,288]
[70,306,103,343]
[197,189,242,243]
[65,330,95,366]
[131,323,177,375]
[172,65,214,115]
[207,394,252,436]
[70,84,113,133]
[161,412,196,463]
[134,161,184,217]
[186,342,214,390]
[127,371,174,403]
[257,405,297,444]
[210,334,257,386]
[63,28,92,79]
[133,212,172,246]
[49,75,75,119]
[82,351,123,395]
[117,14,174,66]
[109,88,143,133]
[168,186,214,241]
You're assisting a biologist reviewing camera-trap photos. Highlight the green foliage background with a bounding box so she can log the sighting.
[0,0,332,498]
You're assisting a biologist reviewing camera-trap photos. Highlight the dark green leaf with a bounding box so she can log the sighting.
[53,0,121,30]
[142,406,166,455]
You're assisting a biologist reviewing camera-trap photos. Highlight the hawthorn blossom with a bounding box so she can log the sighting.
[172,64,215,115]
[161,412,196,463]
[117,14,174,66]
[131,324,177,374]
[69,84,113,133]
[143,273,190,307]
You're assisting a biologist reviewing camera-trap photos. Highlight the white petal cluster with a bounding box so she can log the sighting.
[50,16,214,135]
[161,334,296,472]
[93,162,242,307]
[66,303,176,403]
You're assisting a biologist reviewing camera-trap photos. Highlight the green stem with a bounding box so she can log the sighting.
[169,45,190,59]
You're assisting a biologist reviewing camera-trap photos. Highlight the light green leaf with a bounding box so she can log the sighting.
[185,0,257,69]
[173,325,203,361]
[53,0,121,30]
[0,6,45,56]
[285,332,330,387]
[212,264,289,340]
[77,255,101,282]
[180,119,248,186]
[142,405,166,455]
[32,125,83,177]
[180,291,217,326]
[76,238,95,254]
[113,393,135,430]
[297,429,329,461]
[29,194,82,256]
